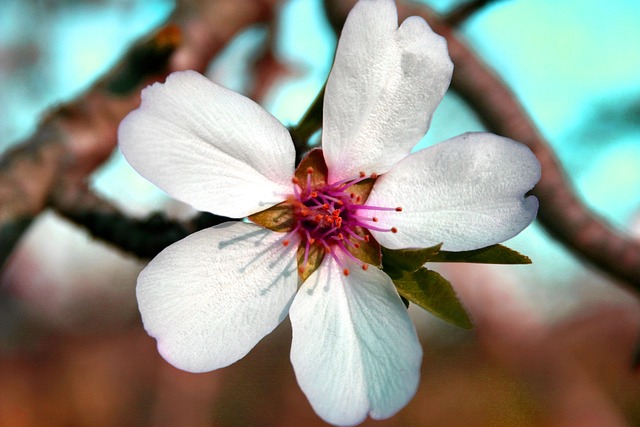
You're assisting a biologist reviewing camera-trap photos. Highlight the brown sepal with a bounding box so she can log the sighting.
[297,241,326,282]
[346,227,381,268]
[345,178,375,205]
[294,149,328,192]
[248,201,294,232]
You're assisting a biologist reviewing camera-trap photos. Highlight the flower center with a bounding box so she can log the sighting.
[283,167,400,276]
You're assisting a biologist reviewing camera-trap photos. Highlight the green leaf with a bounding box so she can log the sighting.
[381,244,442,279]
[431,244,531,264]
[393,268,473,329]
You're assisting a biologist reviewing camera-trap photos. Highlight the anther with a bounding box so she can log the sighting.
[307,167,314,174]
[362,264,368,271]
[310,191,318,198]
[395,207,403,212]
[343,268,350,276]
[370,173,378,179]
[359,171,366,178]
[372,217,379,222]
[283,240,290,247]
[391,227,398,233]
[364,235,370,242]
[292,177,300,184]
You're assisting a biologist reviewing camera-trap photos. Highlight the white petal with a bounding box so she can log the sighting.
[137,221,298,373]
[367,132,541,251]
[323,0,453,182]
[290,257,422,425]
[119,71,295,218]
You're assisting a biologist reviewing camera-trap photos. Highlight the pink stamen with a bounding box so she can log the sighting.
[344,229,366,241]
[358,223,397,233]
[286,170,401,277]
[355,204,402,212]
[330,173,370,189]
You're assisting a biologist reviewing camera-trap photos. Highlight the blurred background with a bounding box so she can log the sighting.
[1,0,639,425]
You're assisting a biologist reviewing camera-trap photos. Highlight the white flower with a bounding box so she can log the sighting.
[118,0,540,425]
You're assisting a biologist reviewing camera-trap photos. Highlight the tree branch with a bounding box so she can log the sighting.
[51,187,231,259]
[0,0,278,270]
[323,0,640,290]
[442,0,506,27]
